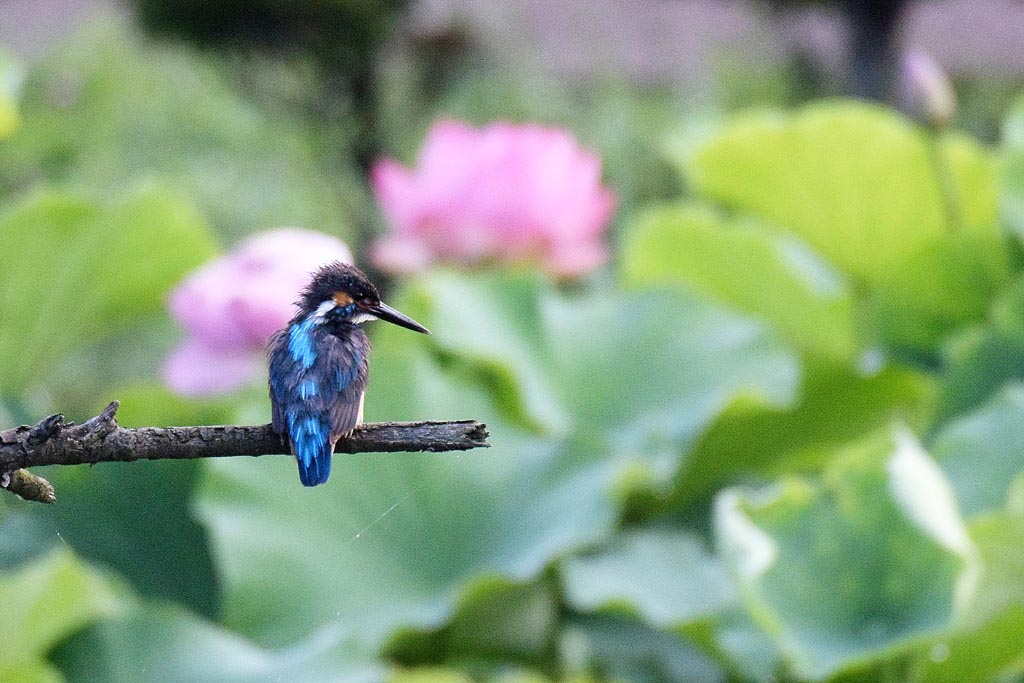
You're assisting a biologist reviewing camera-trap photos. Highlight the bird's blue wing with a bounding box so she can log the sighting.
[268,325,369,487]
[269,326,335,486]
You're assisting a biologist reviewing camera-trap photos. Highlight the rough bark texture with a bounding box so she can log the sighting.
[0,401,489,504]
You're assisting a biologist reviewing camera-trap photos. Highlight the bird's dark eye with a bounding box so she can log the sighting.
[360,296,376,307]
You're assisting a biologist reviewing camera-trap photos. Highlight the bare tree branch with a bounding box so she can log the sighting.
[0,401,490,504]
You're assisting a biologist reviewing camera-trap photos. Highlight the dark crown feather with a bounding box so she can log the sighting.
[296,262,380,313]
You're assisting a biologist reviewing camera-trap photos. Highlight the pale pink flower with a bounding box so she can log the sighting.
[370,120,615,277]
[901,49,956,127]
[163,228,353,397]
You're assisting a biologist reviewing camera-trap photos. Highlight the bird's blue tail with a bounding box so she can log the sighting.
[289,414,332,487]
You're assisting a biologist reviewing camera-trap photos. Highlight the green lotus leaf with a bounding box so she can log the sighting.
[675,361,934,510]
[406,271,799,447]
[621,203,856,361]
[0,385,234,619]
[682,101,1007,348]
[559,614,726,683]
[715,429,978,679]
[0,187,216,396]
[914,500,1024,683]
[932,383,1024,517]
[562,529,735,627]
[54,604,383,683]
[914,605,1024,683]
[938,279,1024,422]
[0,550,122,683]
[197,272,798,650]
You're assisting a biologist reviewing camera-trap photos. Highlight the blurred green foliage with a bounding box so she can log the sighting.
[0,550,123,683]
[676,103,1007,352]
[0,19,365,243]
[623,204,858,362]
[0,188,215,397]
[718,430,976,680]
[52,603,383,683]
[2,10,1024,683]
[195,272,794,655]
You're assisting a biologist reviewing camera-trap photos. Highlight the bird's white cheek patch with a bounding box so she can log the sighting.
[314,300,336,319]
[350,312,379,325]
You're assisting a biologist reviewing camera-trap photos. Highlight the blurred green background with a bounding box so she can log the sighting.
[3,1,1024,682]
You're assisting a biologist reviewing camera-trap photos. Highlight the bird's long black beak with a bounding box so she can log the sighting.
[369,302,431,334]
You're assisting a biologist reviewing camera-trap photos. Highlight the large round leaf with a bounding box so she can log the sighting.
[682,102,1008,348]
[199,355,603,649]
[54,604,383,683]
[0,187,216,395]
[384,576,559,675]
[0,550,122,683]
[914,605,1024,683]
[937,279,1024,422]
[932,383,1024,517]
[404,271,800,454]
[197,272,798,649]
[559,526,783,681]
[914,502,1024,683]
[0,387,229,618]
[715,429,978,679]
[559,614,726,683]
[673,360,934,510]
[685,103,989,281]
[562,529,735,628]
[621,204,856,361]
[0,459,218,618]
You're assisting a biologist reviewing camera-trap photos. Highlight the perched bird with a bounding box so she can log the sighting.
[268,262,429,486]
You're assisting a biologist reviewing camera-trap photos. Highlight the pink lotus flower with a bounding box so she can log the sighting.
[900,49,956,127]
[163,228,353,397]
[370,120,615,277]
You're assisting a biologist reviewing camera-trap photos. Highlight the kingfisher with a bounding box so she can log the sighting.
[268,262,429,487]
